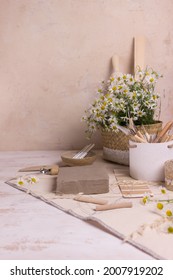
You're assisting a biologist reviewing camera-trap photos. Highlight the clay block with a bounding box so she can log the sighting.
[56,166,109,194]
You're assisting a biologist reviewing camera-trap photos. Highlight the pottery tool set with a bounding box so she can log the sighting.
[117,119,173,144]
[73,194,132,211]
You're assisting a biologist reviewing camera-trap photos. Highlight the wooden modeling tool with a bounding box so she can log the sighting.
[111,54,120,74]
[74,195,108,205]
[134,36,146,77]
[94,201,132,211]
[18,165,59,175]
[153,121,173,143]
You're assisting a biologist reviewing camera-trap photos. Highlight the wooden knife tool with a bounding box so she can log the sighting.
[18,165,59,175]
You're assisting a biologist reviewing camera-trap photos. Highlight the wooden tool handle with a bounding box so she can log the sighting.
[130,135,147,143]
[74,195,108,205]
[95,201,133,211]
[153,121,173,143]
[134,36,146,77]
[50,165,59,175]
[112,54,119,73]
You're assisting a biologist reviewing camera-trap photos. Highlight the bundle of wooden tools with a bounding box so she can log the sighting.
[117,119,173,143]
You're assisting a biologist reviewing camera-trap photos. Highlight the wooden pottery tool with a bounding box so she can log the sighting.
[74,194,108,205]
[134,35,146,76]
[73,143,95,159]
[94,201,133,211]
[153,121,173,143]
[18,165,59,175]
[116,124,147,143]
[111,54,120,74]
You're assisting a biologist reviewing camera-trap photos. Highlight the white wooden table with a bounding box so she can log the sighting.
[0,151,154,260]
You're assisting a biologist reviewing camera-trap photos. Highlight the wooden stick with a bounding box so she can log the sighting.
[95,201,132,211]
[74,195,108,205]
[142,125,151,142]
[160,134,169,143]
[134,36,146,77]
[111,54,119,74]
[167,135,173,141]
[136,130,147,141]
[130,135,147,143]
[153,121,173,143]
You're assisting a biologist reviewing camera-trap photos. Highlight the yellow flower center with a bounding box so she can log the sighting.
[161,188,166,194]
[18,180,24,186]
[166,210,172,217]
[157,202,163,210]
[142,196,148,204]
[168,226,173,233]
[31,177,37,183]
[112,86,117,91]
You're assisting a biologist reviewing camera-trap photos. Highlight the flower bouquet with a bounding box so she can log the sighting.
[82,67,163,164]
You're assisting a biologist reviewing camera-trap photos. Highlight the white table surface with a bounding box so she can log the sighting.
[0,151,154,260]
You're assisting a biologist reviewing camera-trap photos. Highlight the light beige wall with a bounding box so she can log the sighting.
[0,0,173,150]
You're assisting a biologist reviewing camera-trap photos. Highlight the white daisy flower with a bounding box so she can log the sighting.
[16,177,25,187]
[27,176,39,184]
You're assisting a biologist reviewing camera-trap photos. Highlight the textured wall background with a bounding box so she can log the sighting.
[0,0,173,150]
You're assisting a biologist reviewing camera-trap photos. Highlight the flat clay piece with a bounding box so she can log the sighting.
[56,166,109,194]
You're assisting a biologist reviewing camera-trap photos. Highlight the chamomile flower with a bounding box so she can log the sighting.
[82,67,162,138]
[27,176,39,184]
[16,177,26,187]
[157,202,164,210]
[160,186,167,194]
[166,210,172,217]
[141,195,149,205]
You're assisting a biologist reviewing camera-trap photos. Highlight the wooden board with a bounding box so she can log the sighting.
[114,168,155,198]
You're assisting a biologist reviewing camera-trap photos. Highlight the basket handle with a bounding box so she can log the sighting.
[128,144,137,148]
[168,144,173,148]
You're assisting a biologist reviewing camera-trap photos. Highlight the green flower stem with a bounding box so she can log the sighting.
[148,199,173,203]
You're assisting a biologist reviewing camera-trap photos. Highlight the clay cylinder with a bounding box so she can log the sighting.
[164,160,173,191]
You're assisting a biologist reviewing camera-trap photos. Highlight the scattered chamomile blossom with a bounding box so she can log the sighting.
[160,186,167,194]
[82,67,162,137]
[157,202,164,210]
[141,195,150,205]
[16,177,25,187]
[16,176,39,187]
[26,176,39,184]
[141,187,173,234]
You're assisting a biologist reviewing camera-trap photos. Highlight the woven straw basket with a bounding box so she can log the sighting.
[101,121,162,165]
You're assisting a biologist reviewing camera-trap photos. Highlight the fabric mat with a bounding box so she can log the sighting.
[6,160,173,260]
